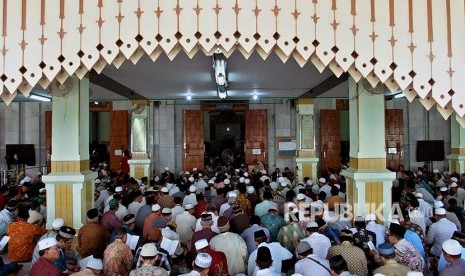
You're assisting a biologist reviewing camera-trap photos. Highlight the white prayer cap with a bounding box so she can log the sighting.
[306,179,313,186]
[164,167,170,171]
[451,177,458,183]
[296,194,306,201]
[444,171,451,176]
[185,204,194,210]
[451,183,458,188]
[306,221,318,228]
[87,257,103,270]
[152,204,161,212]
[189,185,197,193]
[194,253,212,269]
[198,173,202,177]
[243,172,249,177]
[39,188,46,194]
[140,243,158,257]
[435,208,446,215]
[247,186,255,194]
[334,184,340,190]
[227,191,237,198]
[208,179,214,184]
[235,169,240,173]
[94,179,101,184]
[440,187,448,192]
[195,239,209,251]
[318,177,326,184]
[406,272,424,276]
[224,179,230,185]
[366,213,376,221]
[115,186,123,193]
[162,208,172,214]
[185,171,190,175]
[434,201,444,208]
[188,177,195,182]
[52,218,65,230]
[193,167,198,171]
[261,170,267,175]
[260,176,267,182]
[244,179,251,185]
[417,171,423,176]
[442,239,463,255]
[433,169,440,173]
[161,187,169,193]
[280,181,287,187]
[239,177,245,183]
[415,193,423,198]
[38,237,58,251]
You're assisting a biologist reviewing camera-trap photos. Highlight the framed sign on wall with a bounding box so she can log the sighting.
[300,114,315,150]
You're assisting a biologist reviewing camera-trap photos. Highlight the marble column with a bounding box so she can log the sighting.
[42,76,96,229]
[341,77,395,224]
[447,116,465,174]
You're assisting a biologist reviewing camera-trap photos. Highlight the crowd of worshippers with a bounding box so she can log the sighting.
[0,165,465,275]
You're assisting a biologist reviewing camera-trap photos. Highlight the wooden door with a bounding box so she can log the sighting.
[183,110,204,172]
[110,110,128,172]
[320,109,341,177]
[45,111,52,173]
[245,109,268,170]
[385,109,403,170]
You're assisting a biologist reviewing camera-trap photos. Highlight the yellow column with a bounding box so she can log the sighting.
[341,77,395,224]
[42,76,97,229]
[128,100,152,179]
[295,99,319,183]
[447,116,465,174]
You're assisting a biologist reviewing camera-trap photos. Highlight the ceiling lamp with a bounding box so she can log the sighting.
[213,50,229,99]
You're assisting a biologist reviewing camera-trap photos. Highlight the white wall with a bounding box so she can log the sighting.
[0,102,51,177]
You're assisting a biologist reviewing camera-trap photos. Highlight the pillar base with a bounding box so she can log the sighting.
[128,158,152,179]
[341,168,395,225]
[447,153,465,174]
[43,170,97,229]
[296,157,319,183]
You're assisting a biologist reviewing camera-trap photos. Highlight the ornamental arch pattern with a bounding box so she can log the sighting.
[1,0,465,124]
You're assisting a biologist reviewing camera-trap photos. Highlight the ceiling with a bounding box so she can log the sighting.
[16,50,350,102]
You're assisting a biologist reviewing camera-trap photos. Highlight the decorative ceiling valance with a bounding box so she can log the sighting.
[1,0,464,123]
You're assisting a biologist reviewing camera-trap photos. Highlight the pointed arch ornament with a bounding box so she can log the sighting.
[1,0,465,124]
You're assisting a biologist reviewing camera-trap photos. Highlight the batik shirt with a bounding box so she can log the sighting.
[103,239,133,276]
[276,222,306,253]
[393,238,426,272]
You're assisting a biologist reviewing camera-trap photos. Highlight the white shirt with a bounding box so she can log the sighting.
[179,270,201,276]
[294,254,331,276]
[426,217,457,256]
[168,186,180,196]
[171,204,185,221]
[241,225,271,255]
[195,212,219,233]
[415,187,435,205]
[175,211,196,243]
[248,242,292,276]
[104,203,128,221]
[366,221,387,247]
[319,184,332,201]
[219,202,231,216]
[210,232,248,276]
[128,198,146,215]
[195,180,208,193]
[417,198,433,217]
[409,209,426,235]
[182,194,197,208]
[301,233,331,259]
[256,268,281,276]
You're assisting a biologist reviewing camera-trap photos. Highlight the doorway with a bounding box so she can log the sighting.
[204,111,245,167]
